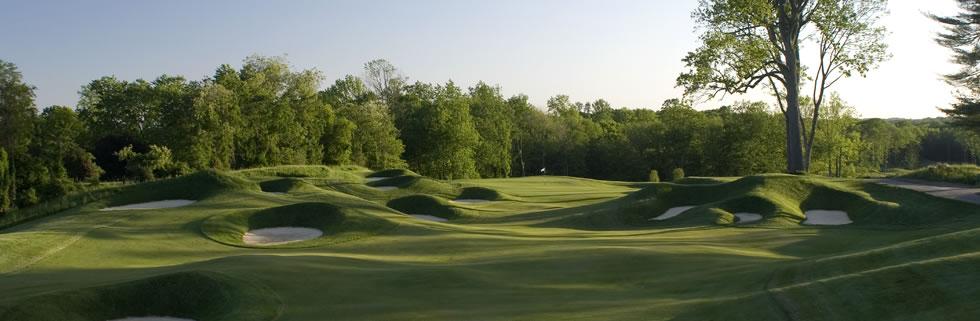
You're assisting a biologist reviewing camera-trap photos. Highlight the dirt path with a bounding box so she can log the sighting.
[875,178,980,205]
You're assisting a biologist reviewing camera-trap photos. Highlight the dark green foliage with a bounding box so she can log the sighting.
[64,148,103,182]
[0,148,12,213]
[648,170,660,182]
[932,1,980,132]
[671,168,685,181]
[469,82,513,178]
[393,82,480,179]
[0,271,280,321]
[322,76,406,169]
[115,144,179,181]
[201,202,397,248]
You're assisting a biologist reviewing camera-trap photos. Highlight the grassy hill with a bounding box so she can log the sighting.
[0,166,977,320]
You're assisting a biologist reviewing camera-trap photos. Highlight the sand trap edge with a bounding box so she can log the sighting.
[734,213,763,224]
[410,214,449,222]
[649,206,696,221]
[100,200,196,211]
[801,210,853,226]
[242,227,324,245]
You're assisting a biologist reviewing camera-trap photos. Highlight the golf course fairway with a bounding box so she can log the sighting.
[1,166,979,320]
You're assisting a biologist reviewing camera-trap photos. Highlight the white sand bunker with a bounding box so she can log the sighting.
[649,206,696,221]
[365,177,389,183]
[802,210,853,226]
[410,214,449,222]
[101,200,196,211]
[242,227,323,245]
[734,213,763,224]
[107,317,195,321]
[373,186,398,191]
[452,199,491,204]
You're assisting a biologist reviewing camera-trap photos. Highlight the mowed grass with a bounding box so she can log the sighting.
[0,166,977,320]
[900,163,980,186]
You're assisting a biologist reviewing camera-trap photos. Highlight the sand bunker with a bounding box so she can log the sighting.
[802,210,852,225]
[373,186,398,191]
[100,200,196,211]
[242,227,323,245]
[452,199,491,204]
[365,177,389,183]
[410,214,449,222]
[734,213,763,224]
[107,317,195,321]
[649,206,696,221]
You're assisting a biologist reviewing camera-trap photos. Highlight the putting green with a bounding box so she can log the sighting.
[0,166,978,320]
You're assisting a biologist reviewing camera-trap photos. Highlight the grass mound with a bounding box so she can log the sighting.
[106,170,259,208]
[456,186,509,201]
[0,271,279,321]
[386,195,465,220]
[558,174,977,229]
[201,202,397,248]
[237,165,366,181]
[900,163,980,186]
[368,168,417,178]
[258,178,321,194]
[368,175,458,197]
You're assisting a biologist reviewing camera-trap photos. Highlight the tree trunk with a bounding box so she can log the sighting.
[778,0,805,174]
[783,75,805,174]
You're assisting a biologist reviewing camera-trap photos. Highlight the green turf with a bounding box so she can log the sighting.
[0,166,978,320]
[0,271,280,321]
[900,163,980,186]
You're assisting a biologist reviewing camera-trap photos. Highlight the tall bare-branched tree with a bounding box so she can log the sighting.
[678,0,888,173]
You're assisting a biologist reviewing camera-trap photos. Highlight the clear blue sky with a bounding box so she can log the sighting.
[0,0,962,118]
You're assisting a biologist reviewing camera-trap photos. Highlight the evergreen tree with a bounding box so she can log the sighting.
[932,0,980,131]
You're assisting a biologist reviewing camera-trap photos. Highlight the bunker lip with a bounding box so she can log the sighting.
[107,317,196,321]
[734,213,763,224]
[802,210,853,225]
[242,227,324,245]
[101,200,196,211]
[452,199,492,204]
[365,177,390,183]
[373,186,398,191]
[649,206,696,221]
[410,214,449,222]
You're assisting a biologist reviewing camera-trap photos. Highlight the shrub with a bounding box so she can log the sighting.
[65,148,104,182]
[672,168,685,181]
[649,169,660,182]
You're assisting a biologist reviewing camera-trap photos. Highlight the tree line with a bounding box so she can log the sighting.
[2,56,979,213]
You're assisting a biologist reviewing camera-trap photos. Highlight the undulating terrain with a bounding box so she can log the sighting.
[0,166,978,320]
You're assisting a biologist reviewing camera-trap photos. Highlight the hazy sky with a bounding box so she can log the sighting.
[0,0,963,118]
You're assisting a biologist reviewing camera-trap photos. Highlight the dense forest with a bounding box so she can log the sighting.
[1,56,979,212]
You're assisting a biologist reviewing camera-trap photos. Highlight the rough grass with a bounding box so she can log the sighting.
[900,164,980,186]
[0,166,978,321]
[0,271,279,321]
